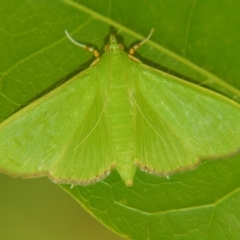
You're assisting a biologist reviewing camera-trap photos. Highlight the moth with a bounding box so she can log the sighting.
[0,30,240,186]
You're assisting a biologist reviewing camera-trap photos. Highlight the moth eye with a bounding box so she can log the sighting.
[104,44,110,52]
[118,44,124,51]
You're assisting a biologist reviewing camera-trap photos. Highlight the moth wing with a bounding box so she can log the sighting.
[134,64,240,174]
[0,68,114,184]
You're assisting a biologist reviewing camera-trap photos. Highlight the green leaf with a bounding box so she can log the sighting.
[1,0,240,239]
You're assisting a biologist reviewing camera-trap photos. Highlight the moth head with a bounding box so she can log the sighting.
[104,34,124,52]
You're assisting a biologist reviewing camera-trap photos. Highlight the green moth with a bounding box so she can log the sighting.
[0,30,240,186]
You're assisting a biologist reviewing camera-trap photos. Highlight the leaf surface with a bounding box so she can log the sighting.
[1,0,240,239]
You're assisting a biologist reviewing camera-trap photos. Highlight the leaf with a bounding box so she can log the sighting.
[1,0,240,240]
